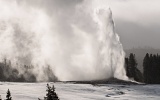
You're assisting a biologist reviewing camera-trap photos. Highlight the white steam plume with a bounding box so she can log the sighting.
[0,0,128,81]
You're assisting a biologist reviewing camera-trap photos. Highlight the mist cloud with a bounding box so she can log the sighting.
[0,0,127,81]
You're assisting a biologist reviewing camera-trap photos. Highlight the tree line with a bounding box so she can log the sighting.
[0,59,37,82]
[0,53,160,84]
[0,59,58,82]
[125,53,160,84]
[143,53,160,84]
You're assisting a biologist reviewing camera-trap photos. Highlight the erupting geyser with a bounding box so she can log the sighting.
[0,0,128,81]
[95,8,128,80]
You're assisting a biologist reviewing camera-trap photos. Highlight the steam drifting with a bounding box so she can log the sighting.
[0,0,128,81]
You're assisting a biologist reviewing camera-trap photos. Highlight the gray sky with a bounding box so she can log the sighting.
[18,0,160,49]
[105,0,160,49]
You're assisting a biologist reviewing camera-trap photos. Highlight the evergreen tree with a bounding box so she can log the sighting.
[125,53,143,82]
[125,58,129,76]
[152,55,158,83]
[143,53,150,83]
[148,54,153,83]
[125,57,131,78]
[6,89,12,100]
[128,53,137,78]
[46,84,59,100]
[143,53,160,84]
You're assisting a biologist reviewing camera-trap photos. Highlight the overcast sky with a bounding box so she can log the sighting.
[104,0,160,49]
[18,0,160,49]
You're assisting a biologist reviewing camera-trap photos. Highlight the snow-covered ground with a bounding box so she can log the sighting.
[0,82,160,100]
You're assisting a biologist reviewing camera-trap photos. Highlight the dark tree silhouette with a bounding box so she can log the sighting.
[6,89,12,100]
[143,53,160,84]
[46,84,59,100]
[143,53,150,83]
[125,53,143,82]
[128,53,137,78]
[125,58,129,76]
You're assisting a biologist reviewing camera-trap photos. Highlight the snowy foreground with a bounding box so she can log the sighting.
[0,82,160,100]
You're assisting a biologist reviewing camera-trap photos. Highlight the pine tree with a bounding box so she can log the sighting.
[152,55,158,83]
[143,53,160,84]
[128,53,137,78]
[125,53,143,82]
[125,58,129,76]
[6,89,12,100]
[46,84,59,100]
[46,84,52,100]
[143,53,149,83]
[148,54,153,83]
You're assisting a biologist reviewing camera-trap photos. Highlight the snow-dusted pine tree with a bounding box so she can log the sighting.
[45,84,59,100]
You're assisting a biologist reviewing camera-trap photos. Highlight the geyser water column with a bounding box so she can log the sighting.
[95,8,128,80]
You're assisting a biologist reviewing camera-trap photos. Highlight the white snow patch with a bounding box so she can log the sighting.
[0,82,160,100]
